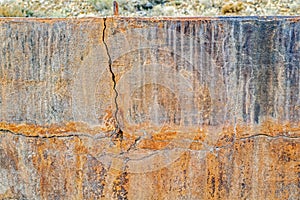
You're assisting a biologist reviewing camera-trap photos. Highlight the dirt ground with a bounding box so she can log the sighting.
[1,0,300,17]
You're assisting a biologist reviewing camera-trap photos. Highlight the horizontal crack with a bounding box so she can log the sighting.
[0,128,107,140]
[1,128,299,141]
[238,133,300,140]
[213,133,300,151]
[1,127,299,154]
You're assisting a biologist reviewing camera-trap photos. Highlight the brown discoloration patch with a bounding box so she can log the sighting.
[112,168,129,200]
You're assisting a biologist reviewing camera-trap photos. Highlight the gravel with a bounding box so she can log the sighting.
[0,0,300,17]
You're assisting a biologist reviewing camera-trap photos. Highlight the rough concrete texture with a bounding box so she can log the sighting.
[0,17,299,199]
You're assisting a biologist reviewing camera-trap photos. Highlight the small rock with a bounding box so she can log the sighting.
[142,2,154,10]
[152,0,165,4]
[199,0,212,8]
[221,1,244,14]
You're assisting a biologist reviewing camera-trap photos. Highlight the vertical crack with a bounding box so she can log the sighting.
[102,18,123,139]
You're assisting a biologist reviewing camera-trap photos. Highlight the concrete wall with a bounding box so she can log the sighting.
[0,17,299,199]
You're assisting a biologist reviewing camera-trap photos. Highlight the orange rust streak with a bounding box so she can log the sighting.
[0,120,299,144]
[138,140,170,150]
[0,121,107,137]
[214,120,300,147]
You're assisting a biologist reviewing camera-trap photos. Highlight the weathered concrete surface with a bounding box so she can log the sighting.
[0,17,299,199]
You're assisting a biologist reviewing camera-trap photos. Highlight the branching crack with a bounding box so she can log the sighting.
[125,136,142,153]
[102,17,123,139]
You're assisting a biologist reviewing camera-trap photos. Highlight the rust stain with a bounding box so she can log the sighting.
[0,121,107,137]
[1,119,299,144]
[101,108,118,132]
[138,140,170,150]
[74,137,86,199]
[0,120,298,199]
[259,120,300,136]
[0,189,15,199]
[286,17,300,23]
[112,168,129,200]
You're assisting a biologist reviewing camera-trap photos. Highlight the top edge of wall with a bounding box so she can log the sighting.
[0,16,300,22]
